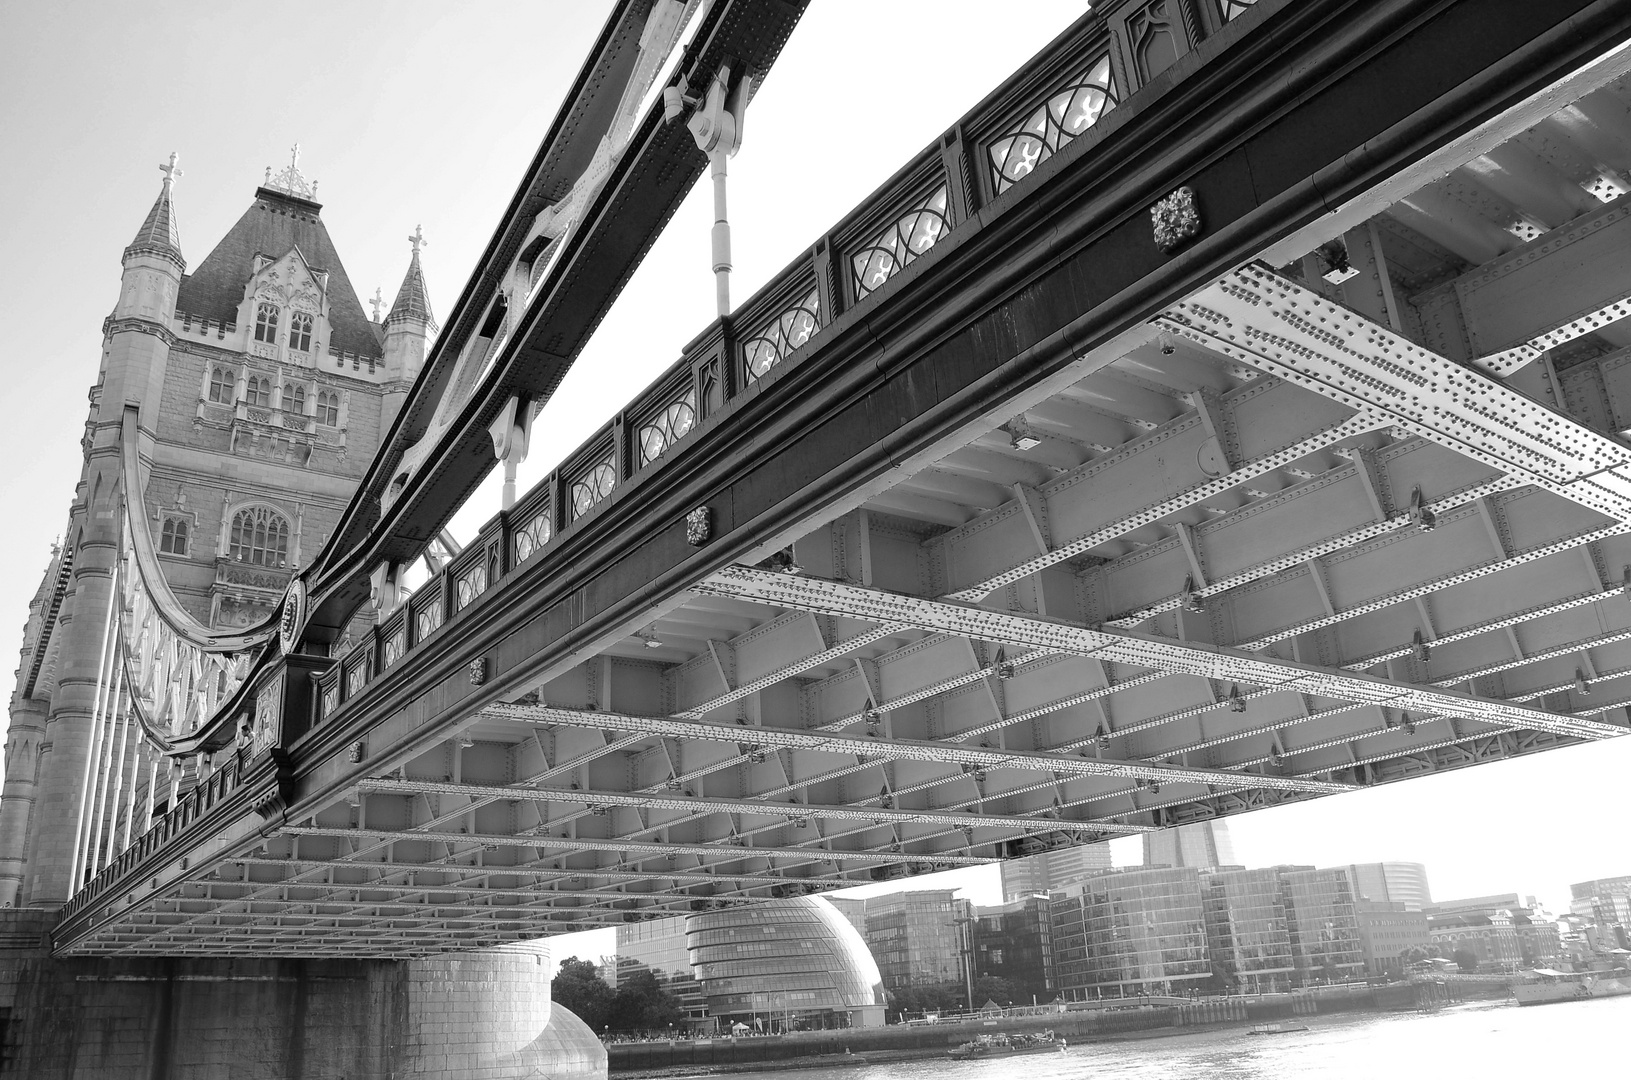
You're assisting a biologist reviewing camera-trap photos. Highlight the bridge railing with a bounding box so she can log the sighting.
[305,1,1275,729]
[60,739,254,924]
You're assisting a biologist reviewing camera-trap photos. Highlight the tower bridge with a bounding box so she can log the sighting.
[12,0,1631,992]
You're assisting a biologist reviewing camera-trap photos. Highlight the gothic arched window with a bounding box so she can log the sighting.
[316,390,339,426]
[159,518,189,556]
[208,366,233,403]
[228,506,290,567]
[254,304,279,344]
[284,383,307,414]
[245,376,271,408]
[288,312,313,353]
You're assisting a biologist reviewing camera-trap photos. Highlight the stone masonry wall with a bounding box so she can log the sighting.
[0,913,605,1080]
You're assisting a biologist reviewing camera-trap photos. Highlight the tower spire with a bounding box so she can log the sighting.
[124,152,184,268]
[386,225,435,329]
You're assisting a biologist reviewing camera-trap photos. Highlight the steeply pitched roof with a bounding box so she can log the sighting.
[387,228,436,330]
[175,187,382,358]
[126,180,183,266]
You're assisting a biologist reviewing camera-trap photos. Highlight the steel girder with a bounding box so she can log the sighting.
[695,565,1623,741]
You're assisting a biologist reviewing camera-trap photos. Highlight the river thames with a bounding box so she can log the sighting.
[686,996,1629,1080]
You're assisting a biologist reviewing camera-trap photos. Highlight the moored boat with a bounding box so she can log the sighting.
[947,1031,1066,1059]
[1513,968,1631,1006]
[1248,1022,1310,1035]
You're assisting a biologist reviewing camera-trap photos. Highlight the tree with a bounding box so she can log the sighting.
[606,969,685,1033]
[971,975,1020,1006]
[552,956,615,1031]
[1451,948,1479,974]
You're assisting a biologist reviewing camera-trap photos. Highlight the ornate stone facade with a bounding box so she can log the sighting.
[0,155,432,907]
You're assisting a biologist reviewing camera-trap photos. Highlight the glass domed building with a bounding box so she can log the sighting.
[687,895,887,1029]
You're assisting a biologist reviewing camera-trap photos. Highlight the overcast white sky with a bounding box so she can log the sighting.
[4,1,1630,969]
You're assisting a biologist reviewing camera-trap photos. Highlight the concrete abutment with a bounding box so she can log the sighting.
[0,912,605,1079]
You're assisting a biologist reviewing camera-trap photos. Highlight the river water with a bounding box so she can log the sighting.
[690,996,1630,1080]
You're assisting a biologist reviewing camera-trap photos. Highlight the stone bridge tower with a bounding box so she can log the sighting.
[1,151,433,908]
[0,155,605,1079]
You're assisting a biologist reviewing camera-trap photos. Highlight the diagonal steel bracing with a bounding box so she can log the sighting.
[354,776,1153,835]
[1160,265,1631,522]
[481,702,1353,795]
[943,411,1382,600]
[695,565,1624,741]
[284,825,997,867]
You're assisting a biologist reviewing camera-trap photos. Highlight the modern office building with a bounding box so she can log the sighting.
[1353,901,1431,978]
[1279,867,1366,984]
[1570,877,1631,929]
[1143,820,1237,871]
[687,896,886,1030]
[969,895,1055,1003]
[612,917,711,1031]
[1050,867,1211,999]
[998,842,1113,902]
[861,889,972,992]
[1203,867,1298,992]
[1341,862,1433,911]
[825,896,869,938]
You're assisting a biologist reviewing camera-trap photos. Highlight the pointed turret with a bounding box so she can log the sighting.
[115,154,186,325]
[386,225,437,330]
[123,152,184,269]
[381,226,436,430]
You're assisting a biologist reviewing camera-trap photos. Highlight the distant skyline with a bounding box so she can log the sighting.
[6,1,1631,973]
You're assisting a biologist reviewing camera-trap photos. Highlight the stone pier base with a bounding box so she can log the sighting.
[0,911,606,1079]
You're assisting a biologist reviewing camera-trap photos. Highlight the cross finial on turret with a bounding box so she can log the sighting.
[370,287,384,321]
[159,151,182,188]
[409,224,427,258]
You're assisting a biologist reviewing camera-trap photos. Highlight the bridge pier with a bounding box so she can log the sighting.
[0,912,605,1079]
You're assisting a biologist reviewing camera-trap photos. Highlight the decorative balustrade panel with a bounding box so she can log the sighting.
[513,507,553,562]
[414,595,445,643]
[850,185,952,301]
[987,54,1117,195]
[382,623,406,667]
[570,453,617,519]
[742,288,822,383]
[454,560,490,611]
[637,386,698,466]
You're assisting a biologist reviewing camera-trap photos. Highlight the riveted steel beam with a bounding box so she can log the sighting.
[1160,265,1631,521]
[355,776,1151,835]
[284,825,997,867]
[482,701,1353,795]
[695,565,1623,742]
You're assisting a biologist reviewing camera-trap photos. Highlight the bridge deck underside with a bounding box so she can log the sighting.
[60,22,1631,959]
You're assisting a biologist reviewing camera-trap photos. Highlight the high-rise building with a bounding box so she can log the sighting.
[1279,867,1365,983]
[613,917,711,1031]
[861,890,972,991]
[969,895,1054,1004]
[825,896,869,939]
[687,897,886,1030]
[1341,862,1432,911]
[1203,867,1297,992]
[1050,867,1211,999]
[1142,820,1237,871]
[0,155,432,906]
[998,842,1113,902]
[1570,877,1631,929]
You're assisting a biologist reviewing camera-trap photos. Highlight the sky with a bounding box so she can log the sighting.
[5,0,1631,970]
